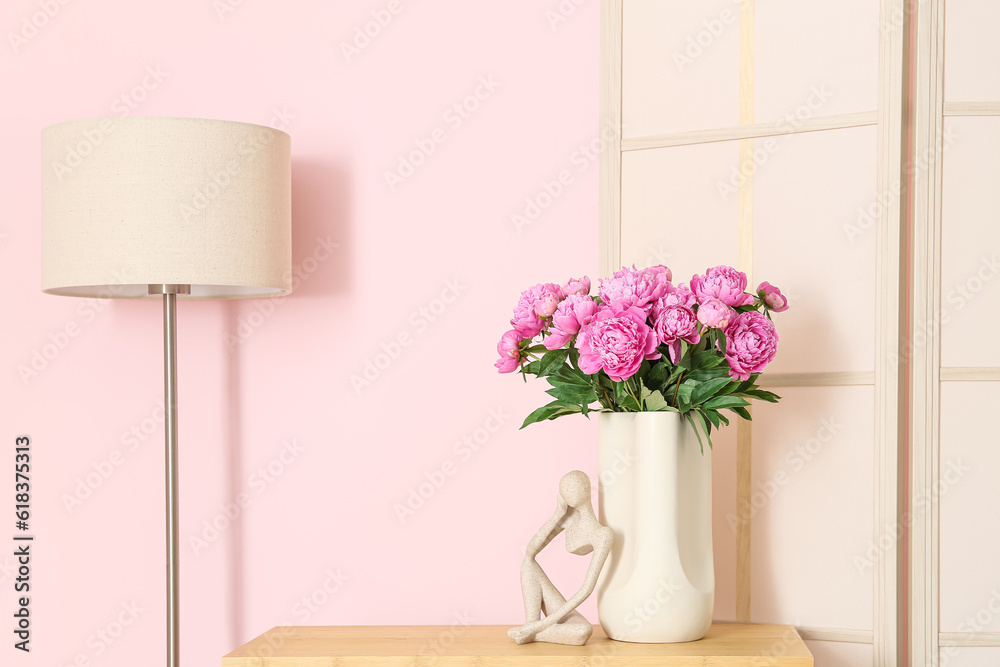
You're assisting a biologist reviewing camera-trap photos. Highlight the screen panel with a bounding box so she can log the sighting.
[753,125,878,374]
[750,385,875,630]
[754,0,879,122]
[939,381,1000,633]
[620,140,740,276]
[939,117,1000,369]
[944,0,1000,102]
[622,0,740,138]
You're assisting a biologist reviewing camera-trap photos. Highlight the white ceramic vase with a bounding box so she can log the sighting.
[596,411,714,643]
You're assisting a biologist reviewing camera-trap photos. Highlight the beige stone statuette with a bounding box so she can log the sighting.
[508,471,613,646]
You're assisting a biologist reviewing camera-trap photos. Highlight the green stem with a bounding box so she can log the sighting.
[671,370,684,405]
[624,379,642,410]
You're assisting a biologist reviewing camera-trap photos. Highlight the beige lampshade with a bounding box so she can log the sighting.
[41,117,291,298]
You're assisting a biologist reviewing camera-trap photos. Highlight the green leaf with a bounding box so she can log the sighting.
[545,384,598,405]
[537,348,570,377]
[641,387,675,411]
[694,410,714,450]
[730,406,752,421]
[526,344,548,355]
[519,402,564,429]
[675,383,694,412]
[646,361,667,390]
[674,341,692,369]
[691,377,734,405]
[718,381,742,396]
[519,401,582,429]
[555,364,592,387]
[619,393,642,411]
[703,395,750,410]
[692,349,726,370]
[745,389,781,403]
[568,346,582,371]
[664,366,684,389]
[715,328,728,353]
[522,360,541,375]
[703,408,721,429]
[686,411,708,453]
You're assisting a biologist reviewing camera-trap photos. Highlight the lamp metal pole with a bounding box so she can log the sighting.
[150,283,190,667]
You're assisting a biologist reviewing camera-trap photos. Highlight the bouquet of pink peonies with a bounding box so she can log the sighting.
[495,265,789,450]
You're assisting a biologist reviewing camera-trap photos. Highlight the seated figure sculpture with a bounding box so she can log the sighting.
[508,471,613,646]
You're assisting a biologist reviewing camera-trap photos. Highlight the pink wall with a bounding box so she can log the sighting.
[0,0,600,664]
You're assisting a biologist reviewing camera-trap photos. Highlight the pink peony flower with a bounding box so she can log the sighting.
[561,276,592,297]
[646,264,673,283]
[696,298,732,329]
[598,265,671,313]
[544,295,599,350]
[691,265,755,307]
[653,306,701,363]
[723,311,779,380]
[576,306,660,381]
[651,282,697,320]
[511,282,564,338]
[757,281,789,312]
[535,294,560,318]
[495,329,523,374]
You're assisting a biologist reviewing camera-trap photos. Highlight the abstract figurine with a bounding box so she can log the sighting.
[508,470,613,646]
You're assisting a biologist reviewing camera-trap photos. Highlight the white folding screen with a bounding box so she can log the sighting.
[912,1,1000,665]
[601,1,908,665]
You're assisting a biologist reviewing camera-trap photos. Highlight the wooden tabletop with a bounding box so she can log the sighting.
[223,623,813,666]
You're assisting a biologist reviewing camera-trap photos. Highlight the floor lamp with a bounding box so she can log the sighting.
[40,117,292,667]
